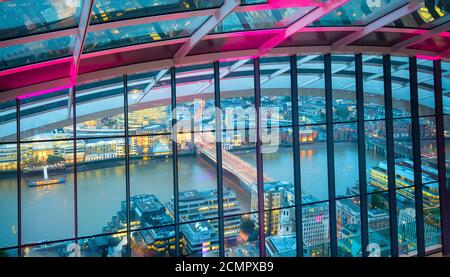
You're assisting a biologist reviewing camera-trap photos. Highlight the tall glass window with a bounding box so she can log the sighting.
[0,100,17,250]
[0,54,447,257]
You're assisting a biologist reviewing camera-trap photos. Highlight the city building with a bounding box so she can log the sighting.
[0,0,449,263]
[336,197,390,235]
[369,159,440,207]
[167,188,241,240]
[251,181,331,256]
[180,219,219,256]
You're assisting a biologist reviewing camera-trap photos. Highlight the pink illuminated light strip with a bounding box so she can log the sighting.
[3,0,449,99]
[17,83,73,100]
[0,57,72,77]
[236,0,321,12]
[391,21,450,52]
[416,55,441,61]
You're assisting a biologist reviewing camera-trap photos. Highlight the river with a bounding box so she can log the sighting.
[0,142,382,247]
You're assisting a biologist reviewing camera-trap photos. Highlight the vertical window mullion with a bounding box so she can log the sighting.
[72,87,78,253]
[214,61,225,257]
[355,53,369,257]
[433,59,450,256]
[409,57,426,256]
[254,58,266,257]
[171,67,181,257]
[290,55,304,257]
[123,75,131,256]
[16,98,21,257]
[383,55,399,257]
[324,54,337,257]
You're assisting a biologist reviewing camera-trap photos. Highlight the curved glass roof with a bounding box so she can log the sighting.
[0,54,447,142]
[0,0,449,94]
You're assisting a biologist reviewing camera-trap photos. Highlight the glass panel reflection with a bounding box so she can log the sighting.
[0,143,18,248]
[0,100,17,143]
[388,0,449,29]
[91,0,223,24]
[261,56,292,127]
[84,16,208,53]
[0,36,75,70]
[0,0,81,40]
[332,55,357,123]
[75,77,125,138]
[298,55,326,125]
[20,89,72,141]
[363,56,385,120]
[21,141,74,244]
[77,138,126,237]
[312,0,408,27]
[213,7,313,33]
[127,69,172,135]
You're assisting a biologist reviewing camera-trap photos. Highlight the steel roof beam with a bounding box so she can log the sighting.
[260,55,319,85]
[259,0,348,55]
[190,58,250,96]
[67,0,94,119]
[440,48,450,58]
[391,20,450,52]
[299,55,375,89]
[340,58,427,91]
[135,69,169,104]
[71,0,94,84]
[173,0,240,64]
[332,0,420,50]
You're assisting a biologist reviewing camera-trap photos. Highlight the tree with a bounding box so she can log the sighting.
[370,194,386,210]
[240,219,255,235]
[47,155,65,165]
[335,107,350,120]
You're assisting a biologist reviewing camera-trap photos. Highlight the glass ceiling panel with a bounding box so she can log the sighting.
[90,0,223,25]
[0,35,75,71]
[212,7,314,33]
[388,0,450,29]
[0,0,82,41]
[311,0,408,27]
[83,15,209,53]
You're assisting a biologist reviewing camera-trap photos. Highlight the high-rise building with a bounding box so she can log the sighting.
[167,188,241,239]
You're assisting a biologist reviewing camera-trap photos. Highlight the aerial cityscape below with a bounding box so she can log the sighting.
[0,93,444,257]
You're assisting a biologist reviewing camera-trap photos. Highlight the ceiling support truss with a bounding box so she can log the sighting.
[332,0,420,50]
